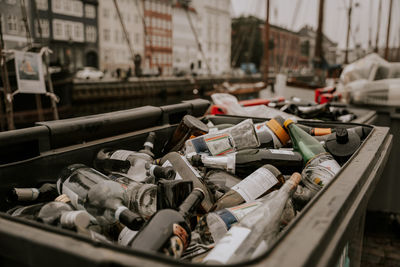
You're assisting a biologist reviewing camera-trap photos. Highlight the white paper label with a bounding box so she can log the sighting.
[232,168,279,202]
[110,150,133,161]
[203,226,251,264]
[319,159,341,175]
[204,133,234,156]
[227,201,262,221]
[62,184,81,210]
[269,149,295,155]
[162,160,183,180]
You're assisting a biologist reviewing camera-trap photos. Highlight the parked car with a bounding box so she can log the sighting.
[75,67,104,80]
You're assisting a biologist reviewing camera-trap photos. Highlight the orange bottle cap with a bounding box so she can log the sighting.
[283,119,294,129]
[267,119,290,145]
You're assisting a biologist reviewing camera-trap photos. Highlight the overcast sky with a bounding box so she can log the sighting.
[231,0,400,50]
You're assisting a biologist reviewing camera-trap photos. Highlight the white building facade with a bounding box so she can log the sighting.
[172,2,200,75]
[191,0,231,75]
[98,0,144,73]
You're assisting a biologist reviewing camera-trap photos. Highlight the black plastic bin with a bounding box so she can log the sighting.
[349,104,400,213]
[0,99,392,267]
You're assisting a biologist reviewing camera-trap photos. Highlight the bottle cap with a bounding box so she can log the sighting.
[283,119,294,129]
[335,128,349,144]
[266,117,290,145]
[312,128,332,136]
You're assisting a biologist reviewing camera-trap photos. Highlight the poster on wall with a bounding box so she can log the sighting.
[14,51,46,94]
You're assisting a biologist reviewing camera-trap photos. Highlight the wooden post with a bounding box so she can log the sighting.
[344,0,353,64]
[263,0,270,83]
[0,19,15,130]
[384,0,393,60]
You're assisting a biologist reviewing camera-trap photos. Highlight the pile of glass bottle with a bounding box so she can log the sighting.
[5,114,369,264]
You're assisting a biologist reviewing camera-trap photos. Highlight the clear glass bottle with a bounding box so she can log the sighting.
[203,172,301,264]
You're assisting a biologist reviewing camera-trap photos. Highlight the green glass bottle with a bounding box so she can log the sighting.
[284,119,325,163]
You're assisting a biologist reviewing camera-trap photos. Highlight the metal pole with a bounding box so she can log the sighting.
[263,0,270,83]
[384,0,393,60]
[113,0,136,67]
[344,0,353,64]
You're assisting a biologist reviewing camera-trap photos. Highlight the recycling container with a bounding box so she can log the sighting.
[348,103,400,213]
[0,99,392,267]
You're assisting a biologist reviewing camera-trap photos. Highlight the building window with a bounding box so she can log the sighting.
[114,30,119,43]
[53,0,62,11]
[6,0,17,4]
[65,23,72,39]
[73,23,84,41]
[64,0,72,13]
[7,15,17,33]
[53,20,63,39]
[73,1,83,16]
[85,4,96,19]
[86,26,96,42]
[103,29,110,41]
[35,19,49,37]
[35,0,48,10]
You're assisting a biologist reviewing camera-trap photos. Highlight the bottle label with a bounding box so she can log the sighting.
[61,183,82,210]
[319,159,340,175]
[203,226,251,264]
[269,149,295,155]
[162,160,183,180]
[110,150,133,161]
[232,168,279,202]
[172,223,189,249]
[204,133,235,156]
[143,142,154,149]
[217,201,262,230]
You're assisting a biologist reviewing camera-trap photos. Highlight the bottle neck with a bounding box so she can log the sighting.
[178,188,205,220]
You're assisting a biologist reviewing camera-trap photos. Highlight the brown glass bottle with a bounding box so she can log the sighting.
[162,115,209,153]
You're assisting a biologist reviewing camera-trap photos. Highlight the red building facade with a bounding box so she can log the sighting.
[144,0,173,75]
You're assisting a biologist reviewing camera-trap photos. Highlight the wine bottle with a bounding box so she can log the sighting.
[107,173,158,219]
[130,188,205,258]
[57,164,144,230]
[203,172,301,264]
[199,196,296,244]
[162,115,209,153]
[284,119,341,189]
[37,201,73,225]
[93,132,156,182]
[184,119,259,156]
[212,164,285,211]
[254,116,289,148]
[190,148,303,177]
[7,203,47,220]
[157,179,193,210]
[145,163,176,183]
[159,152,214,212]
[7,183,58,203]
[203,170,242,194]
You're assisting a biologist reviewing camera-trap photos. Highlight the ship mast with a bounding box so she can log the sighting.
[384,0,393,60]
[262,0,270,84]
